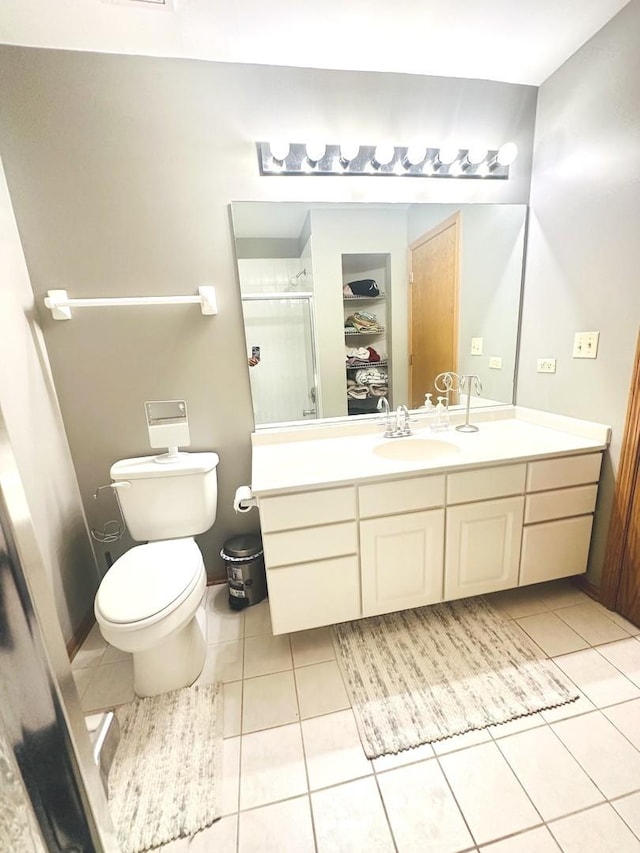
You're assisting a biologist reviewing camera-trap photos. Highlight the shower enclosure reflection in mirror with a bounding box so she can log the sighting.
[230,202,527,428]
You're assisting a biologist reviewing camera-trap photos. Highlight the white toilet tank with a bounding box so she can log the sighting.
[110,451,219,542]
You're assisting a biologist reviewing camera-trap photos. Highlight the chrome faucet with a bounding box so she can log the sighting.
[395,404,411,436]
[376,397,394,437]
[377,398,413,438]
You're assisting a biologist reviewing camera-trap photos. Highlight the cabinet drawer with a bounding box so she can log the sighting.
[520,515,593,586]
[524,484,598,524]
[263,521,357,567]
[266,555,361,634]
[359,475,445,518]
[259,486,356,532]
[526,453,602,493]
[447,464,526,505]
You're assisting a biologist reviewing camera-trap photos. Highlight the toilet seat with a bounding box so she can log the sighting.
[95,538,203,625]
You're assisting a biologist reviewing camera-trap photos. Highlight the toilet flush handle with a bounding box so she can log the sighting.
[111,481,132,491]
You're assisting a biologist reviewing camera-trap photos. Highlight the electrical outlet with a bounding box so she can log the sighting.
[537,358,556,373]
[573,331,600,359]
[489,356,502,369]
[471,337,483,356]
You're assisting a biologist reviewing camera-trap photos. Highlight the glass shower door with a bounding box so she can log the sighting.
[242,294,318,425]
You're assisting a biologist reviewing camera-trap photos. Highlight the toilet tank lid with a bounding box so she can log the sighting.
[110,451,219,480]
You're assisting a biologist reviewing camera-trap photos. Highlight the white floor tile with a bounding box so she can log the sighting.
[552,711,640,799]
[295,660,350,719]
[102,644,130,664]
[603,698,640,749]
[243,600,273,637]
[432,727,492,755]
[516,612,589,657]
[159,815,238,851]
[537,581,589,611]
[597,638,640,687]
[301,709,372,790]
[479,825,560,853]
[73,667,94,700]
[239,723,307,810]
[196,640,244,685]
[378,758,474,853]
[556,603,631,646]
[222,680,242,738]
[497,726,603,821]
[439,741,540,845]
[206,608,244,644]
[612,792,640,839]
[540,690,595,723]
[488,713,544,739]
[72,623,107,669]
[372,741,435,772]
[238,796,315,853]
[244,633,292,678]
[549,803,640,853]
[221,737,240,816]
[311,777,395,853]
[604,612,640,636]
[483,586,552,619]
[242,670,299,733]
[552,648,640,707]
[291,627,336,667]
[81,660,135,712]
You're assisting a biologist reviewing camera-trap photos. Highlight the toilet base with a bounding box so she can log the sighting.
[132,602,207,698]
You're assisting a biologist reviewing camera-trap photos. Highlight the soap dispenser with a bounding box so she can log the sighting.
[423,393,435,428]
[434,396,449,431]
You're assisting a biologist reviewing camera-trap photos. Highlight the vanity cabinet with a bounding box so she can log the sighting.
[519,452,602,585]
[256,450,605,635]
[259,486,361,634]
[359,474,445,616]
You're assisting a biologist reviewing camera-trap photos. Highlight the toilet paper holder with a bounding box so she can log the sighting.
[234,485,257,514]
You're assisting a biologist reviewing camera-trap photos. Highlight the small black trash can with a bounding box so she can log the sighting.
[221,534,267,610]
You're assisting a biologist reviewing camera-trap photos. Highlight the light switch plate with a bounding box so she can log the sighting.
[471,337,483,356]
[537,358,556,373]
[573,331,600,359]
[489,356,502,369]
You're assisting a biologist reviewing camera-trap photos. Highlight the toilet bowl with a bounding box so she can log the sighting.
[95,538,208,697]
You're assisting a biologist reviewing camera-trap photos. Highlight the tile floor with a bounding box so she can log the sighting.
[71,579,640,852]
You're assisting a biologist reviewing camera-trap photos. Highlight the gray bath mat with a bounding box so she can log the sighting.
[333,598,578,759]
[108,682,223,853]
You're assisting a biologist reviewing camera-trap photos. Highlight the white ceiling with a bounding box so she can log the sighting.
[0,0,630,86]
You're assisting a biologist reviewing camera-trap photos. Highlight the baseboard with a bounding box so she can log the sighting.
[571,575,601,603]
[66,607,96,661]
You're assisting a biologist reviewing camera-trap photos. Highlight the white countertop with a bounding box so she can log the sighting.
[250,406,611,496]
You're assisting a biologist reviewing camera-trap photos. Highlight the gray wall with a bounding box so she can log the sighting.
[519,0,640,583]
[0,156,99,643]
[0,47,537,591]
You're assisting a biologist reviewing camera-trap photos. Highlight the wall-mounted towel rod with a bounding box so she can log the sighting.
[44,286,218,320]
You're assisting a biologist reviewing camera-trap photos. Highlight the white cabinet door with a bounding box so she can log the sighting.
[360,509,444,617]
[520,515,593,586]
[445,496,524,600]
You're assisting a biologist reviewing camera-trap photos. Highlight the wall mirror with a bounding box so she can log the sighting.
[231,201,527,427]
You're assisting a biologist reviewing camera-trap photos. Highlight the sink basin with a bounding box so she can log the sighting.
[372,437,461,462]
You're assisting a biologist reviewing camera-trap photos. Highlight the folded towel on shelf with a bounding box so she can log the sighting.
[367,346,381,363]
[347,279,379,297]
[355,367,387,386]
[345,312,384,333]
[345,346,370,360]
[347,384,369,399]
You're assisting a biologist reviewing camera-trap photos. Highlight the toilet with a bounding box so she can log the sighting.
[94,450,219,697]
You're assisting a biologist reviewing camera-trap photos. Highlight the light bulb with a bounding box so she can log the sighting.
[339,143,360,165]
[497,142,518,166]
[372,143,395,168]
[305,142,326,164]
[269,141,290,163]
[467,146,488,165]
[437,145,459,166]
[449,161,463,177]
[403,145,427,167]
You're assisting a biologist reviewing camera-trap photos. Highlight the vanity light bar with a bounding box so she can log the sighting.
[257,142,516,179]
